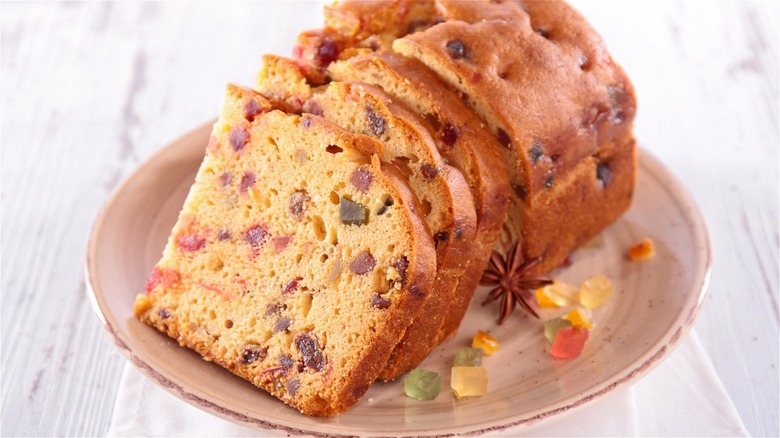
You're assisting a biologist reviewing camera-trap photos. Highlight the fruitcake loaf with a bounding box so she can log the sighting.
[299,0,636,275]
[326,52,510,342]
[134,84,436,416]
[255,54,477,379]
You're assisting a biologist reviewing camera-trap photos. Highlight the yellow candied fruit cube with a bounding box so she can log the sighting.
[628,238,655,261]
[472,330,500,355]
[564,307,594,329]
[579,275,613,309]
[133,294,152,316]
[536,281,580,308]
[451,367,488,399]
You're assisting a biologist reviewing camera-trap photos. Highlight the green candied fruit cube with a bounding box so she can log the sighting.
[544,317,573,343]
[339,197,368,225]
[404,368,441,401]
[453,347,484,367]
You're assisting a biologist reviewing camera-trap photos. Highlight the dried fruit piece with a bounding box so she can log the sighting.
[596,162,612,188]
[421,164,439,180]
[535,281,579,308]
[451,367,488,399]
[282,277,302,294]
[535,289,557,308]
[239,172,256,193]
[240,344,267,364]
[286,379,300,396]
[274,317,292,333]
[564,308,594,329]
[366,105,386,136]
[453,347,483,367]
[229,127,249,152]
[218,172,232,188]
[176,234,206,252]
[349,251,376,274]
[145,266,181,293]
[579,275,613,309]
[628,238,655,261]
[370,293,391,309]
[376,197,394,216]
[350,167,373,193]
[544,317,573,343]
[339,197,369,225]
[446,40,466,59]
[404,368,440,401]
[289,190,310,218]
[389,256,409,287]
[472,330,500,355]
[273,236,292,254]
[441,122,459,146]
[133,294,151,315]
[243,99,261,121]
[243,224,269,247]
[279,353,294,369]
[496,128,512,150]
[550,326,589,359]
[529,142,543,163]
[315,38,340,67]
[295,332,325,372]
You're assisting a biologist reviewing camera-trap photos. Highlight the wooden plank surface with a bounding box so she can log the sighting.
[1,1,777,436]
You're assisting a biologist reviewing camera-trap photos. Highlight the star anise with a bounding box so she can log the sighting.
[480,241,553,324]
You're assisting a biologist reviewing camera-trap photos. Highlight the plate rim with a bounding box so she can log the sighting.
[85,122,712,437]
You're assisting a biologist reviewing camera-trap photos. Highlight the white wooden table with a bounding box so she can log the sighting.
[2,1,777,436]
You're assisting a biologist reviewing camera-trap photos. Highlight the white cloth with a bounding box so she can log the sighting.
[107,331,747,437]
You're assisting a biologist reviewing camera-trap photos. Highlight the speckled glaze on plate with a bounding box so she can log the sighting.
[86,122,711,437]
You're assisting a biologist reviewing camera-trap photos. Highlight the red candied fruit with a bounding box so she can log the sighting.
[243,99,262,121]
[282,277,302,294]
[145,267,181,294]
[239,172,256,193]
[273,236,292,254]
[176,234,205,252]
[229,127,249,152]
[550,326,590,359]
[315,38,340,67]
[243,224,269,247]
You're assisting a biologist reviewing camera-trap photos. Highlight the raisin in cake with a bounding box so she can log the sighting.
[134,84,435,416]
[327,52,510,342]
[255,54,477,379]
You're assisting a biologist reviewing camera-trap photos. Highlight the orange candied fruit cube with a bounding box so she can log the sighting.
[628,238,655,261]
[472,330,500,355]
[535,288,558,308]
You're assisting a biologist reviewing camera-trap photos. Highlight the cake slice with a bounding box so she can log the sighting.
[133,84,435,416]
[327,52,510,342]
[255,54,477,380]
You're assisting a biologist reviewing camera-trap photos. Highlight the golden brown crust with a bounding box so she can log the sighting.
[137,84,436,416]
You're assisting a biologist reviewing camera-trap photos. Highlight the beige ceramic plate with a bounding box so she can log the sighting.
[86,122,711,437]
